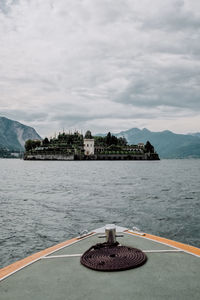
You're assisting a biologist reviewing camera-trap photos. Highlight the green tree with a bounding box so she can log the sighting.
[145,141,154,153]
[25,140,41,151]
[106,132,112,145]
[43,137,49,145]
[111,135,118,145]
[118,137,127,146]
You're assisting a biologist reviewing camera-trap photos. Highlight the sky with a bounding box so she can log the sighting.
[0,0,200,137]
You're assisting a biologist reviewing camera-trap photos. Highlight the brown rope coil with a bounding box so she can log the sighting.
[80,242,147,271]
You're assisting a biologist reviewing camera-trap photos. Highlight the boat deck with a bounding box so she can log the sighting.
[0,228,200,300]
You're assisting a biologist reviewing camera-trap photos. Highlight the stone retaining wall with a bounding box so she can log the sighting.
[24,154,74,160]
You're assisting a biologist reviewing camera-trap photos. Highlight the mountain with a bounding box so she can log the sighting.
[114,128,200,158]
[188,132,200,138]
[0,116,41,151]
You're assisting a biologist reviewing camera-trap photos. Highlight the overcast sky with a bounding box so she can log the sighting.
[0,0,200,137]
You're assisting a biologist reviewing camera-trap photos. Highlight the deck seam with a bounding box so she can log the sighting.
[124,231,200,258]
[0,232,96,282]
[41,249,183,259]
[44,232,96,257]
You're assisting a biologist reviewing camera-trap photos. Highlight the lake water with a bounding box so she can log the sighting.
[0,159,200,268]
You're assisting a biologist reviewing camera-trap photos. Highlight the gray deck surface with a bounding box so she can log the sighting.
[1,233,200,300]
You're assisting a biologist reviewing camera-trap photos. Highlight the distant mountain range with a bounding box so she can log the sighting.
[114,128,200,158]
[0,116,200,158]
[0,116,41,151]
[189,132,200,138]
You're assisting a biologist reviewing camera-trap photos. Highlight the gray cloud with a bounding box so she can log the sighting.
[115,63,200,109]
[0,0,19,14]
[0,0,200,135]
[0,109,48,123]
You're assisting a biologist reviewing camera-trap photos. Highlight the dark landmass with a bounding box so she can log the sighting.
[24,131,159,161]
[1,116,199,159]
[0,116,41,157]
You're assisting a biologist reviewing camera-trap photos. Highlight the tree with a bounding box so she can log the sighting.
[43,137,49,145]
[118,137,127,146]
[106,132,112,145]
[25,140,41,151]
[111,135,118,145]
[145,141,154,153]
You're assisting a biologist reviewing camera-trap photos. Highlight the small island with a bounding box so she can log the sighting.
[24,130,159,161]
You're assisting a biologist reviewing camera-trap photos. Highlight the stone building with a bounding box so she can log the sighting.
[84,138,94,156]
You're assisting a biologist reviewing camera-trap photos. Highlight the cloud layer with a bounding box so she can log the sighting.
[0,0,200,136]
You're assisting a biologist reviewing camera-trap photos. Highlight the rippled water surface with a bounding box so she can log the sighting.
[0,159,200,267]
